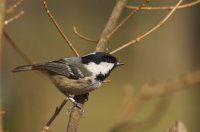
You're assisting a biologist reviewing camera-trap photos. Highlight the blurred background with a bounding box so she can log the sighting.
[1,0,200,132]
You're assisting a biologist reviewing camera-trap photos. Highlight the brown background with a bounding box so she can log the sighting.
[2,0,200,132]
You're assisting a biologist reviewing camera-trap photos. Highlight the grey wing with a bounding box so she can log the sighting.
[43,59,85,80]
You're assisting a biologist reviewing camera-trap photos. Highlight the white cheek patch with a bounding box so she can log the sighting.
[85,62,114,75]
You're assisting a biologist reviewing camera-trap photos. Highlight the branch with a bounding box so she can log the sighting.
[67,1,129,131]
[112,69,200,131]
[107,0,150,40]
[4,29,66,132]
[111,97,170,131]
[43,0,80,56]
[4,11,24,25]
[103,80,112,83]
[126,0,200,11]
[41,98,68,132]
[110,0,183,54]
[67,107,83,132]
[0,0,6,131]
[3,30,33,64]
[5,23,66,132]
[95,0,128,52]
[73,26,98,43]
[167,120,188,132]
[66,94,87,132]
[5,0,24,15]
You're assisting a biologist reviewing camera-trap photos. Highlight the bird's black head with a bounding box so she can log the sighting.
[82,52,123,66]
[82,52,124,81]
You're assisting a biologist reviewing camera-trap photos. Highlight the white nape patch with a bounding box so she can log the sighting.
[84,62,114,75]
[82,52,96,57]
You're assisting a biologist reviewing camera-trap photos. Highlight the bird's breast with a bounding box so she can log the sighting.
[50,75,101,95]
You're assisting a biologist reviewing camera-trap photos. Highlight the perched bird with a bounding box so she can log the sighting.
[12,52,124,107]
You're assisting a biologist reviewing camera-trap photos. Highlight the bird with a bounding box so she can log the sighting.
[12,52,124,107]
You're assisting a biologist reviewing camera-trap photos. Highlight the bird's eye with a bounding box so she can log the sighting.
[106,58,113,63]
[106,59,110,63]
[103,56,116,63]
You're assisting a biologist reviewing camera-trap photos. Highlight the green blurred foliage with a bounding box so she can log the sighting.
[2,0,200,132]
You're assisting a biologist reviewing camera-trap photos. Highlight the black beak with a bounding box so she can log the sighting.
[116,62,124,66]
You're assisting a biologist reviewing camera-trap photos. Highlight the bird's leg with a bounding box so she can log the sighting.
[67,96,83,109]
[67,93,89,113]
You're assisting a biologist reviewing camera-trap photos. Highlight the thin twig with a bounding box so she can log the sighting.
[112,69,200,131]
[95,0,128,52]
[41,98,68,132]
[5,0,24,15]
[103,80,112,83]
[4,11,24,25]
[110,0,183,54]
[126,0,200,11]
[43,0,79,56]
[3,30,33,64]
[107,0,150,40]
[73,26,98,43]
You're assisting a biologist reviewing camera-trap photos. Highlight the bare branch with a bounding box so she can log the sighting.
[73,26,98,43]
[167,120,188,132]
[110,0,183,54]
[107,0,150,40]
[111,98,170,132]
[67,107,83,132]
[103,80,111,83]
[95,0,128,52]
[0,110,5,132]
[67,0,129,131]
[67,94,87,132]
[0,0,5,131]
[41,98,68,132]
[43,0,80,56]
[3,30,33,64]
[126,0,200,11]
[113,69,200,131]
[4,11,24,25]
[5,0,24,15]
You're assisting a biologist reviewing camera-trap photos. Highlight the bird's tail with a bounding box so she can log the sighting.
[12,64,44,72]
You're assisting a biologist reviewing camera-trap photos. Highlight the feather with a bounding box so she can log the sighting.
[12,64,43,72]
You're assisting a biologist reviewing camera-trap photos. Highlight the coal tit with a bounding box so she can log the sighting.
[12,52,124,106]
